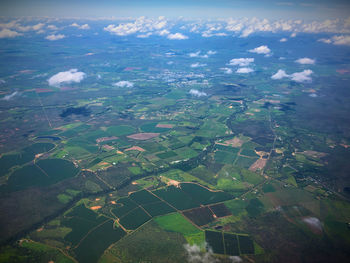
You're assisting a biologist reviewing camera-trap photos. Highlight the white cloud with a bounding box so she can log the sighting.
[0,29,21,38]
[158,29,169,36]
[188,50,216,58]
[290,69,313,82]
[104,16,169,37]
[71,23,90,30]
[45,34,65,41]
[113,80,134,88]
[222,17,350,38]
[167,32,188,40]
[280,37,288,42]
[47,24,58,30]
[229,256,243,263]
[137,32,152,38]
[229,58,254,67]
[184,244,216,263]
[191,63,207,68]
[189,89,207,97]
[221,67,233,74]
[302,217,322,231]
[318,38,332,44]
[295,57,315,64]
[271,69,289,80]
[2,91,19,101]
[48,69,86,87]
[271,69,313,82]
[318,35,350,46]
[249,45,271,55]
[189,51,201,57]
[236,67,254,73]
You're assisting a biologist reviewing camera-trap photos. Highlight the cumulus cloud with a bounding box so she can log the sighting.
[184,244,217,263]
[45,34,65,41]
[318,35,350,46]
[290,69,313,82]
[271,69,313,82]
[189,89,207,97]
[104,16,168,37]
[48,69,86,87]
[295,57,315,64]
[280,37,288,42]
[221,67,233,74]
[229,256,243,263]
[113,80,134,88]
[236,67,254,73]
[271,69,289,80]
[167,32,188,40]
[0,28,22,38]
[249,45,271,55]
[229,58,254,67]
[302,217,323,231]
[137,32,152,38]
[158,29,170,36]
[189,50,216,58]
[2,91,19,101]
[71,23,90,30]
[222,17,350,38]
[191,63,207,68]
[47,24,58,30]
[189,51,201,57]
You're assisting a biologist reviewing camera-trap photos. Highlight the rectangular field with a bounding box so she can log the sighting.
[205,230,225,255]
[152,186,200,210]
[183,207,215,226]
[119,207,151,230]
[209,203,232,218]
[142,201,176,217]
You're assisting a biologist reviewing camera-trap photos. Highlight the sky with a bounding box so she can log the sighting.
[1,0,350,20]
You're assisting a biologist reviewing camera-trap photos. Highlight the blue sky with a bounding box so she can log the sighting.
[1,0,350,20]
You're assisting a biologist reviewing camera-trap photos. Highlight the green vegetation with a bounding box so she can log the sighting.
[62,204,107,246]
[119,207,151,230]
[153,186,200,210]
[129,189,160,204]
[100,220,187,263]
[155,213,201,237]
[142,201,176,217]
[106,125,135,136]
[74,220,125,263]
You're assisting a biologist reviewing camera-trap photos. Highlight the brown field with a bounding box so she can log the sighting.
[90,206,102,210]
[102,145,115,150]
[127,133,160,140]
[300,150,327,158]
[125,146,146,152]
[249,158,268,172]
[217,137,244,148]
[96,136,119,143]
[156,123,173,128]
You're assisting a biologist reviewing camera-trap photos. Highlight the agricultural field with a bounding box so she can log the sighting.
[0,12,350,263]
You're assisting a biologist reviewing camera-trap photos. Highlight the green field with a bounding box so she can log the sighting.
[129,190,161,205]
[153,186,200,210]
[74,220,126,263]
[119,207,151,230]
[4,159,79,192]
[142,201,176,217]
[180,183,233,205]
[62,204,107,246]
[154,212,201,237]
[111,197,138,218]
